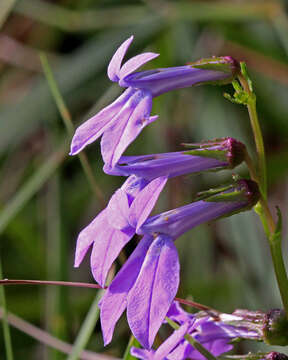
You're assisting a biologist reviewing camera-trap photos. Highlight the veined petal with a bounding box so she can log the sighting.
[119,52,159,81]
[101,89,155,168]
[100,235,153,346]
[106,188,130,230]
[70,88,134,155]
[107,36,134,82]
[74,209,106,268]
[90,211,134,287]
[127,234,180,349]
[129,176,168,231]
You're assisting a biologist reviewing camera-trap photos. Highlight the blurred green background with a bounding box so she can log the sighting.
[0,0,288,358]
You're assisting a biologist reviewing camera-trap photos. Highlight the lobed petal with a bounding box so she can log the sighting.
[153,321,190,360]
[101,89,155,168]
[106,188,131,230]
[100,235,154,345]
[127,234,180,349]
[119,52,159,82]
[70,88,134,155]
[107,36,134,82]
[74,209,106,268]
[90,210,135,287]
[129,176,168,231]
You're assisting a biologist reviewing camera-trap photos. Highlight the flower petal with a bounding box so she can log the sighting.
[70,88,134,155]
[100,235,153,345]
[74,209,106,268]
[127,234,180,349]
[119,52,159,81]
[106,188,131,230]
[101,90,155,168]
[107,36,134,82]
[153,321,190,360]
[90,210,135,287]
[129,176,168,231]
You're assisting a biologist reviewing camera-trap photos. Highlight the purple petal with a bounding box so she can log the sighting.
[119,52,159,81]
[153,321,190,360]
[100,235,153,345]
[187,339,233,360]
[121,66,232,97]
[70,88,134,155]
[121,175,149,204]
[74,209,106,268]
[101,89,155,168]
[90,211,135,287]
[127,234,180,349]
[166,302,194,325]
[107,36,134,82]
[129,176,168,231]
[130,348,155,360]
[106,188,131,230]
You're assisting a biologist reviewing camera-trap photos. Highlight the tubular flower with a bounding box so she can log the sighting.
[99,179,260,348]
[131,302,260,360]
[70,36,240,168]
[103,137,246,180]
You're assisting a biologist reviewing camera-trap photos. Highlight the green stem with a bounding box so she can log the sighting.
[269,238,288,313]
[0,259,14,360]
[239,74,267,197]
[240,71,288,316]
[166,317,217,360]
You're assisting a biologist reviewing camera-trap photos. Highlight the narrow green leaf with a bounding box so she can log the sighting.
[0,259,14,360]
[67,290,104,360]
[0,140,68,235]
[123,335,141,360]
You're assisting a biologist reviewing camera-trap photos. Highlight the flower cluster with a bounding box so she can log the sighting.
[70,36,260,355]
[131,301,260,360]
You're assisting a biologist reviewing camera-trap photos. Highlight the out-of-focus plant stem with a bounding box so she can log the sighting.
[0,0,17,28]
[67,290,104,360]
[0,141,68,234]
[0,306,119,360]
[40,53,105,206]
[0,259,14,360]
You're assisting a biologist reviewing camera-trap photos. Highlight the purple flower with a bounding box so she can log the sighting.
[103,137,246,180]
[139,179,260,238]
[130,302,260,360]
[75,138,246,286]
[70,36,239,167]
[99,179,259,348]
[74,175,167,287]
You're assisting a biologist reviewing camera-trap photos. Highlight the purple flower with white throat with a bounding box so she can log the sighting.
[70,36,240,167]
[99,179,259,348]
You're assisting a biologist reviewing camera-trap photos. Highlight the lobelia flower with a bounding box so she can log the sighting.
[69,35,240,168]
[99,179,260,348]
[103,137,246,180]
[131,301,260,360]
[74,137,246,287]
[74,174,167,287]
